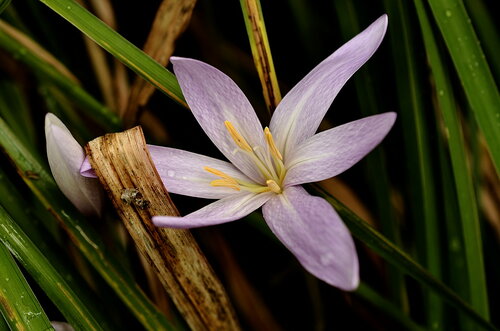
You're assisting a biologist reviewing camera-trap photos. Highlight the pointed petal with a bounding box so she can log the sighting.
[80,145,256,199]
[148,145,255,199]
[80,156,96,178]
[262,186,359,291]
[45,113,103,216]
[153,191,273,228]
[171,57,268,183]
[270,15,388,157]
[284,113,396,186]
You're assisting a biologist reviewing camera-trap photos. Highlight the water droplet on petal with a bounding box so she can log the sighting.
[320,253,335,265]
[167,170,175,177]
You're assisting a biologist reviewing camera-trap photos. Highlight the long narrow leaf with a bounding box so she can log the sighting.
[0,206,103,330]
[240,0,281,113]
[0,241,52,331]
[313,185,495,331]
[427,0,500,175]
[0,166,122,329]
[414,0,488,320]
[383,1,443,327]
[36,0,186,108]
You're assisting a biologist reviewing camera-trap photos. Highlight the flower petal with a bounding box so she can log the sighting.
[80,157,95,178]
[81,145,255,199]
[284,112,396,186]
[262,186,359,291]
[153,191,273,228]
[45,113,103,216]
[148,145,254,199]
[171,57,268,183]
[270,15,388,157]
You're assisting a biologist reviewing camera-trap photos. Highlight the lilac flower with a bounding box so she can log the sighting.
[150,15,395,290]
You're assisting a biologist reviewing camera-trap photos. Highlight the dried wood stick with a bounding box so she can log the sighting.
[86,126,240,331]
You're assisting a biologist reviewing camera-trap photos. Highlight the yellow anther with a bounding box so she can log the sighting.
[210,179,240,191]
[266,179,282,194]
[264,127,283,161]
[224,121,253,152]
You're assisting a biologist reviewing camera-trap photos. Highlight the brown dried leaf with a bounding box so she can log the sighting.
[124,0,197,127]
[241,0,281,112]
[86,126,240,330]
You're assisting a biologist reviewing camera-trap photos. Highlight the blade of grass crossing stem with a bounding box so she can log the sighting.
[414,0,488,320]
[239,0,281,113]
[37,0,187,108]
[0,166,123,329]
[383,1,443,328]
[312,185,496,331]
[0,20,121,131]
[0,206,106,330]
[333,0,408,312]
[427,0,500,175]
[0,117,176,331]
[0,242,52,331]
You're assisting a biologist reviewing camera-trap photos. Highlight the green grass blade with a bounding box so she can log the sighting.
[0,205,105,330]
[313,185,496,331]
[36,0,186,108]
[0,117,176,331]
[0,166,125,329]
[0,20,120,131]
[414,0,488,320]
[383,1,443,328]
[0,241,52,331]
[427,0,500,175]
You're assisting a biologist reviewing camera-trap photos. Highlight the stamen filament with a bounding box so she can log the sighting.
[264,127,283,161]
[203,166,238,185]
[210,179,240,191]
[224,121,253,152]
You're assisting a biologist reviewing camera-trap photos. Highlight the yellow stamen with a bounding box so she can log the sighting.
[224,121,253,152]
[203,166,234,181]
[266,179,281,194]
[264,127,283,161]
[210,179,240,191]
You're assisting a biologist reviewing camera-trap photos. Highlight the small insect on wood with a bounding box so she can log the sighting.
[121,188,150,210]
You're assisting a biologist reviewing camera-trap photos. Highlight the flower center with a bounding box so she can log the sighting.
[203,121,286,194]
